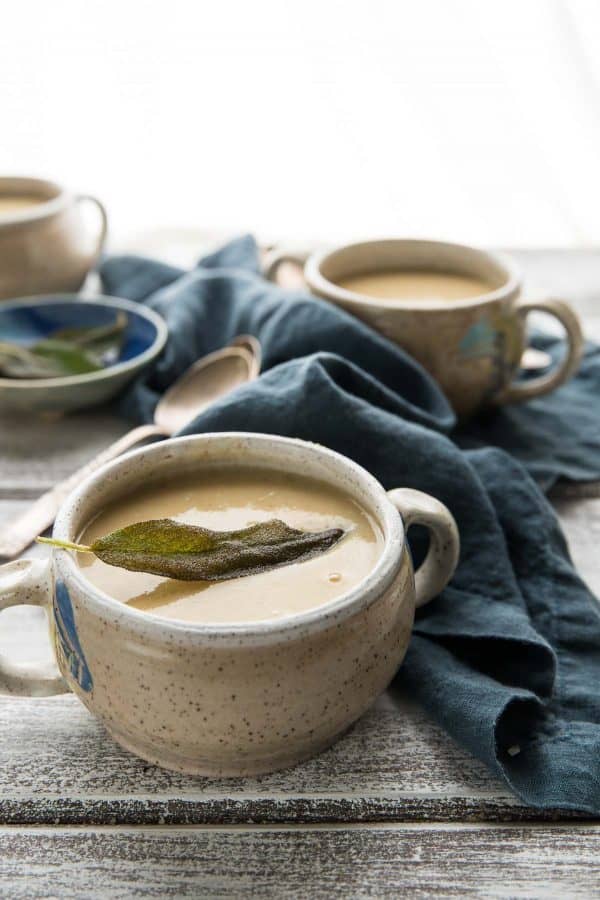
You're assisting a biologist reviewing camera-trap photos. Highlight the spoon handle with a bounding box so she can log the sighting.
[0,423,165,560]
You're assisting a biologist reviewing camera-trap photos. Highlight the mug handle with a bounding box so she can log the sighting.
[387,488,460,608]
[75,193,109,265]
[0,559,67,696]
[263,248,310,283]
[499,297,584,403]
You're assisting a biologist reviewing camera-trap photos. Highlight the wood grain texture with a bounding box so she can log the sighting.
[0,476,598,826]
[552,497,600,596]
[1,249,598,499]
[0,409,128,498]
[0,690,528,826]
[2,824,600,899]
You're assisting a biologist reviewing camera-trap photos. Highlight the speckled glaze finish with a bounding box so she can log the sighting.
[0,176,108,300]
[0,433,459,776]
[303,240,583,419]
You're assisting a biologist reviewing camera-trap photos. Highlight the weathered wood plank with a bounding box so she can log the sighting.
[2,823,600,898]
[552,497,600,596]
[1,249,599,498]
[0,691,526,825]
[1,249,599,835]
[0,489,597,826]
[0,409,128,498]
[0,491,516,825]
[4,401,599,502]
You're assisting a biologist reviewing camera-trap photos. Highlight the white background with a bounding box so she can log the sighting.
[1,0,600,249]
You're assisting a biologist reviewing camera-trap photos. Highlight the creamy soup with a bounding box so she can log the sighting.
[337,270,493,302]
[77,468,383,625]
[0,195,46,217]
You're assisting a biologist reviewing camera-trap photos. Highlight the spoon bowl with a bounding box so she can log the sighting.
[155,344,259,434]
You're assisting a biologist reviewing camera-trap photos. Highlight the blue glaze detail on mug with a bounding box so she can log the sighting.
[459,311,523,402]
[459,318,498,359]
[54,579,93,692]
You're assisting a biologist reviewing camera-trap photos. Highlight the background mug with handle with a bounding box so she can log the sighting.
[0,176,108,300]
[0,433,459,776]
[265,239,584,419]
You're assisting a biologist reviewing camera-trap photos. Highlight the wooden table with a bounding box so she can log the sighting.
[1,248,600,897]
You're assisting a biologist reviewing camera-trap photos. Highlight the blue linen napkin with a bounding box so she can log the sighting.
[101,236,600,814]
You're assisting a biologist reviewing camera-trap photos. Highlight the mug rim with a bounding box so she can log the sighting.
[53,433,405,647]
[305,238,522,311]
[0,294,168,390]
[0,176,71,229]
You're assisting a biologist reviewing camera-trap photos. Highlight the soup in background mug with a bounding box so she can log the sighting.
[0,176,107,300]
[265,239,583,419]
[336,270,492,303]
[0,433,458,776]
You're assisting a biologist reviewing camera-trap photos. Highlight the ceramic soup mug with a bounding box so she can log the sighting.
[0,433,459,776]
[0,176,107,300]
[265,239,584,419]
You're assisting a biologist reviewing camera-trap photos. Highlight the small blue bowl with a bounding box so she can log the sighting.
[0,295,168,414]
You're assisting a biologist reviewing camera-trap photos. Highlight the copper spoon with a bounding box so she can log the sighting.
[0,336,261,559]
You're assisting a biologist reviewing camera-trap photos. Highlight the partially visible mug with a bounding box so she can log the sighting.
[0,176,108,300]
[265,239,584,419]
[0,432,459,776]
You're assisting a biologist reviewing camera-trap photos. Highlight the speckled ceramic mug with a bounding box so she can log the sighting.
[0,433,459,776]
[266,239,584,419]
[0,176,108,300]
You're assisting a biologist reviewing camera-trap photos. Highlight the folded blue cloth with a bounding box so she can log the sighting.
[101,236,600,814]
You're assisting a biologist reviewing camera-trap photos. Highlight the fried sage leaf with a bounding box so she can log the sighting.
[38,518,345,582]
[51,311,128,361]
[0,339,101,378]
[0,312,128,379]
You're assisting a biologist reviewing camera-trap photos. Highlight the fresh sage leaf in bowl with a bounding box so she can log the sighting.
[38,518,346,581]
[0,311,128,379]
[51,311,128,360]
[0,340,99,378]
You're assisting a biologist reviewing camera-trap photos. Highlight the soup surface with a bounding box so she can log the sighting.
[336,270,493,302]
[0,195,46,217]
[78,468,383,625]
